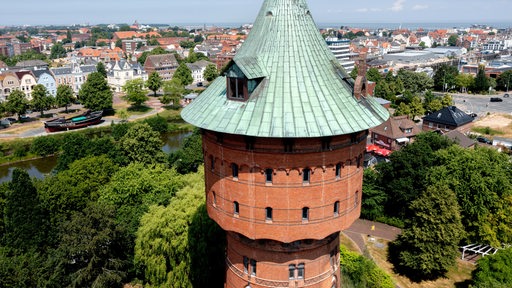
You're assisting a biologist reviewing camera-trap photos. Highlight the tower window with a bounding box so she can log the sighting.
[298,263,305,279]
[232,163,239,179]
[303,168,311,184]
[243,256,249,274]
[289,264,296,279]
[302,207,309,221]
[234,201,240,215]
[334,201,340,216]
[210,155,215,171]
[227,77,247,100]
[266,207,273,221]
[265,168,273,183]
[335,163,342,179]
[212,192,217,207]
[322,138,331,151]
[250,259,257,276]
[284,139,294,152]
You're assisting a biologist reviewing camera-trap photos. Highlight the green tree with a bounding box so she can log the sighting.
[55,84,75,113]
[425,98,443,112]
[31,135,60,157]
[31,84,53,116]
[367,67,382,83]
[376,132,454,219]
[473,65,490,93]
[203,64,219,82]
[119,123,165,164]
[471,248,512,288]
[433,64,459,91]
[397,69,433,94]
[441,94,453,107]
[389,183,464,280]
[394,102,412,118]
[431,146,512,246]
[162,78,185,106]
[122,78,148,107]
[55,202,129,288]
[361,169,387,221]
[3,169,47,251]
[96,62,107,78]
[408,96,425,120]
[50,42,67,59]
[497,70,512,92]
[146,71,163,96]
[78,72,113,111]
[455,73,474,93]
[419,41,426,49]
[169,130,204,174]
[5,90,29,121]
[180,40,196,49]
[448,34,459,46]
[172,62,193,86]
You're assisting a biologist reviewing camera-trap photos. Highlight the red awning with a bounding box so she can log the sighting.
[366,144,379,152]
[375,148,392,157]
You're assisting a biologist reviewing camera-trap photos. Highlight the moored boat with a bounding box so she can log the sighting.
[44,110,103,132]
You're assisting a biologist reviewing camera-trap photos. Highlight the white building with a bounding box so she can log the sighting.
[186,60,213,84]
[107,60,148,92]
[326,37,355,73]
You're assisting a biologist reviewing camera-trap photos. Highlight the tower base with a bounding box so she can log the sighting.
[225,232,340,288]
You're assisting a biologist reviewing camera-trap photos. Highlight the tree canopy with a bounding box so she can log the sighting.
[55,84,75,113]
[5,90,29,120]
[31,84,53,116]
[471,248,512,288]
[203,64,219,82]
[146,71,163,96]
[122,78,148,107]
[78,72,113,111]
[172,62,193,86]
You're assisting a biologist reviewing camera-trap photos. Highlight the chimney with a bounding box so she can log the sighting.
[354,52,368,100]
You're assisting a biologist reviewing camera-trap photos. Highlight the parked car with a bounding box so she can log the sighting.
[490,97,503,102]
[476,136,492,145]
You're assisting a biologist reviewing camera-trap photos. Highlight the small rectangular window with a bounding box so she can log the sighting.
[210,156,215,171]
[302,207,309,221]
[234,201,239,215]
[265,169,273,183]
[243,256,249,274]
[266,207,273,221]
[289,264,296,279]
[250,259,257,276]
[298,263,304,279]
[303,168,311,183]
[334,201,340,216]
[335,163,342,179]
[232,163,239,179]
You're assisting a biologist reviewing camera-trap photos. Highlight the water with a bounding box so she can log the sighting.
[0,130,193,183]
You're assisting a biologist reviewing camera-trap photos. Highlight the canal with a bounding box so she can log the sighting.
[0,130,193,183]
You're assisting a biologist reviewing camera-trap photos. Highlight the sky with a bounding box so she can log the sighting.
[1,0,512,27]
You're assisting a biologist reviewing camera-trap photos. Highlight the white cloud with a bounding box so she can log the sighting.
[412,4,429,10]
[356,8,369,13]
[390,0,406,12]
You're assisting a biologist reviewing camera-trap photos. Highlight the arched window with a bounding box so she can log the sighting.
[298,263,305,279]
[302,207,309,221]
[265,207,273,221]
[289,264,296,279]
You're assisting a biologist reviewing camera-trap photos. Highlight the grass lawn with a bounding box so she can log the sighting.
[365,236,475,288]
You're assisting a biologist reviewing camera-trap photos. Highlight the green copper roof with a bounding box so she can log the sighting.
[182,0,389,138]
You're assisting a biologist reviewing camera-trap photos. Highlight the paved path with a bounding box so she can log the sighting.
[344,219,402,253]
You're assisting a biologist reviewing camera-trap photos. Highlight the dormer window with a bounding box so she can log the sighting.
[227,77,247,100]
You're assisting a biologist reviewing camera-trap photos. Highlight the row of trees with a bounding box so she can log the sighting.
[432,64,502,94]
[362,132,512,282]
[0,119,227,287]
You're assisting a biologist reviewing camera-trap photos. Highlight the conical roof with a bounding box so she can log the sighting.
[182,0,389,138]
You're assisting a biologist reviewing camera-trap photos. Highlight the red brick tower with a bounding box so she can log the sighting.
[182,1,389,287]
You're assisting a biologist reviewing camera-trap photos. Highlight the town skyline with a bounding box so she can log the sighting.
[2,0,512,27]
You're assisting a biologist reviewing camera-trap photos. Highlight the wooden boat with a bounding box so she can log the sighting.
[44,110,103,132]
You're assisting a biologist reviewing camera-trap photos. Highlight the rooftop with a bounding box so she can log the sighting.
[182,0,388,138]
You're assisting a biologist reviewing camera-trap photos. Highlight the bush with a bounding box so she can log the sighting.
[340,246,394,288]
[143,115,169,133]
[13,146,29,158]
[111,122,131,141]
[471,248,512,288]
[31,136,60,157]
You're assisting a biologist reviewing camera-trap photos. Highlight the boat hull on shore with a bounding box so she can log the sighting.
[44,110,103,133]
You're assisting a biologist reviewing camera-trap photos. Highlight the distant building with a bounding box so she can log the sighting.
[144,54,179,81]
[32,69,57,97]
[0,72,20,101]
[0,60,8,71]
[107,60,148,92]
[422,106,474,133]
[51,60,96,94]
[16,71,37,100]
[122,38,147,55]
[185,60,212,84]
[370,115,421,151]
[326,37,355,73]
